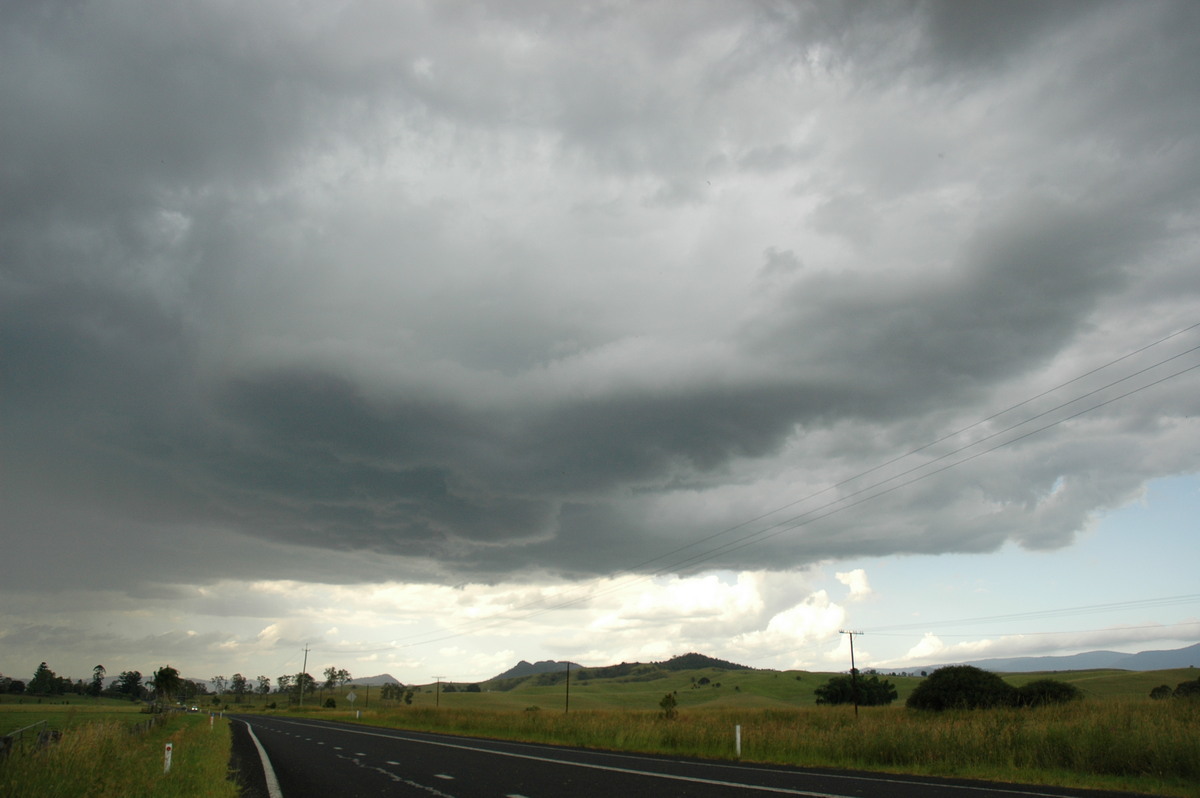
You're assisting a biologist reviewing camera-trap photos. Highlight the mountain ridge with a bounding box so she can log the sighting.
[898,642,1200,674]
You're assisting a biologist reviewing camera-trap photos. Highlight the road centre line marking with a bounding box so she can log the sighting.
[241,721,284,798]
[257,719,845,797]
[261,718,1078,798]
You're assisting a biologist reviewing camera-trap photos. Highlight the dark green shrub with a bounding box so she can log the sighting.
[1174,678,1200,698]
[814,672,898,706]
[659,692,678,719]
[1015,679,1082,706]
[906,665,1017,711]
[323,697,336,708]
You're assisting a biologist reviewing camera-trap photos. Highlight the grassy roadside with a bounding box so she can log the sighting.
[275,698,1200,798]
[0,712,239,798]
[0,702,151,737]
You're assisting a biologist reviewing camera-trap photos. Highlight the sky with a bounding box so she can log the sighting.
[2,0,1198,688]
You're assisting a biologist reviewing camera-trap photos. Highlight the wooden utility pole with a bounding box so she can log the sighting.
[839,630,864,717]
[564,662,570,714]
[433,676,444,707]
[299,644,310,707]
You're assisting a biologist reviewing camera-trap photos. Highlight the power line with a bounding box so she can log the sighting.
[325,352,1200,653]
[661,359,1200,577]
[865,620,1200,639]
[862,594,1200,633]
[366,358,1200,651]
[319,324,1200,653]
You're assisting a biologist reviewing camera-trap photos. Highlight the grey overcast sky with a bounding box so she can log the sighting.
[2,0,1198,685]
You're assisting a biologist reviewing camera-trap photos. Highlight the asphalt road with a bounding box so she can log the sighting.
[228,715,1146,798]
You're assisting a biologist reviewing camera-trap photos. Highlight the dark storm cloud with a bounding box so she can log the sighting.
[2,0,1198,594]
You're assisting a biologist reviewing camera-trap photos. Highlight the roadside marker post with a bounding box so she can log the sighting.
[164,742,173,774]
[735,725,742,759]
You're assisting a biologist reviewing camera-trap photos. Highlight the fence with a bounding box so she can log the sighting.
[1,710,170,762]
[0,721,51,759]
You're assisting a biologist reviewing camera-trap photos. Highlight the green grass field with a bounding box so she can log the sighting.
[257,665,1200,798]
[0,696,152,737]
[0,711,237,798]
[4,666,1195,797]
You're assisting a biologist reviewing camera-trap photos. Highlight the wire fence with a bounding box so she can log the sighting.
[0,720,50,760]
[0,708,172,762]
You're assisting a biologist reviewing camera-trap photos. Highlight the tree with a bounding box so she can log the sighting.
[907,666,1017,711]
[1015,679,1082,707]
[1150,684,1173,700]
[230,673,248,703]
[114,670,143,700]
[814,672,898,706]
[257,675,271,696]
[152,666,183,705]
[276,674,293,694]
[659,692,678,719]
[293,672,317,703]
[89,665,106,697]
[211,675,227,696]
[29,662,60,695]
[323,667,352,690]
[177,679,201,702]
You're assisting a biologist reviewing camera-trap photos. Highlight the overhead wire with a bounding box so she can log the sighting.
[861,594,1200,633]
[314,322,1200,655]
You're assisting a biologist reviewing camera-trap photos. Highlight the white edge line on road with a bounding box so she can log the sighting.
[242,720,284,798]
[262,717,1080,798]
[259,718,844,797]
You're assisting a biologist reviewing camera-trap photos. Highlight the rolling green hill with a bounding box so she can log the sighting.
[423,653,1199,711]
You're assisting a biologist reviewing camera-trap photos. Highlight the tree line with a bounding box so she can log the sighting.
[0,662,196,703]
[0,662,383,705]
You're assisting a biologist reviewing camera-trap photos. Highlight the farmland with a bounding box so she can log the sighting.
[262,665,1200,797]
[3,665,1197,797]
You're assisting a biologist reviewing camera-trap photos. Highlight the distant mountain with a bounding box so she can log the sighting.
[908,642,1200,674]
[489,652,750,684]
[1118,643,1200,670]
[490,660,581,681]
[345,673,402,686]
[657,652,750,671]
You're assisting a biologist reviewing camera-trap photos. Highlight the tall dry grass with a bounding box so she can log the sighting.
[316,697,1200,797]
[0,713,238,798]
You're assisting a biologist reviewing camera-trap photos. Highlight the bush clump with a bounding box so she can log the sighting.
[1172,678,1200,698]
[907,666,1017,711]
[814,671,898,706]
[1015,679,1082,706]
